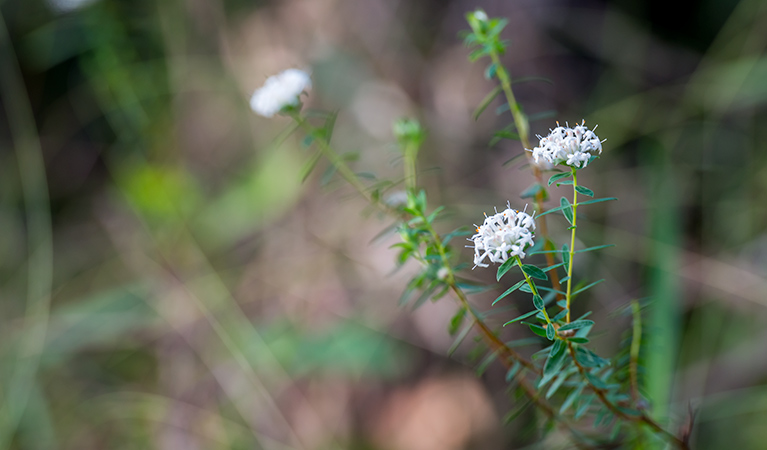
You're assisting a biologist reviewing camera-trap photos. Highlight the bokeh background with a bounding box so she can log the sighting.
[1,0,766,448]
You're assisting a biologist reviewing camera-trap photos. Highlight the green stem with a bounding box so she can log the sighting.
[489,50,566,306]
[489,52,530,149]
[404,142,417,192]
[292,115,374,204]
[515,256,554,326]
[630,299,642,405]
[565,168,578,322]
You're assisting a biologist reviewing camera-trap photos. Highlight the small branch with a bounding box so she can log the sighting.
[488,51,564,306]
[629,300,642,405]
[566,343,688,449]
[515,255,553,326]
[565,168,578,322]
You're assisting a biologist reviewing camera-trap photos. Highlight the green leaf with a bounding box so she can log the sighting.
[546,323,555,340]
[574,244,615,253]
[493,280,526,305]
[560,197,573,224]
[484,62,497,80]
[503,399,533,424]
[562,244,570,272]
[411,281,439,310]
[489,129,520,146]
[472,85,502,121]
[521,264,548,280]
[476,350,498,376]
[577,197,617,206]
[575,185,594,197]
[543,340,566,376]
[575,346,609,368]
[520,183,543,199]
[501,152,529,167]
[546,368,572,399]
[536,205,566,218]
[543,262,565,272]
[551,309,568,323]
[572,279,605,296]
[447,320,474,356]
[567,337,589,344]
[449,307,467,335]
[320,163,338,186]
[299,150,323,182]
[505,361,522,382]
[585,371,607,389]
[558,320,594,331]
[547,172,571,186]
[454,281,495,294]
[575,395,593,419]
[532,295,544,311]
[557,180,574,186]
[442,227,473,246]
[503,309,538,326]
[523,322,548,338]
[496,257,519,281]
[559,383,585,414]
[512,77,555,87]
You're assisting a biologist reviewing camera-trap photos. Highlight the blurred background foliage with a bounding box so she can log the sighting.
[1,0,766,448]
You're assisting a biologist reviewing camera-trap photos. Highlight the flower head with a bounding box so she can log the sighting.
[530,121,603,169]
[250,69,311,118]
[469,204,536,268]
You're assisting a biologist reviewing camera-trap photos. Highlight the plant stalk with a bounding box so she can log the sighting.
[566,168,578,322]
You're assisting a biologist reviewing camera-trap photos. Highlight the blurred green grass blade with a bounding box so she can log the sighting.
[643,141,682,423]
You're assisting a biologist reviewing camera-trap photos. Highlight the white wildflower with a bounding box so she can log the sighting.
[474,10,488,22]
[384,190,409,208]
[529,121,603,169]
[437,267,450,280]
[250,69,311,118]
[469,204,536,268]
[46,0,98,13]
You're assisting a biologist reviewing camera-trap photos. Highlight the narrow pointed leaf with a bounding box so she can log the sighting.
[574,244,615,253]
[523,322,548,338]
[503,309,538,326]
[548,172,571,186]
[559,384,585,414]
[576,197,617,206]
[496,257,518,281]
[521,264,547,280]
[493,280,526,305]
[572,279,605,296]
[546,323,555,340]
[575,185,594,197]
[447,320,474,356]
[473,85,503,121]
[551,309,569,323]
[520,182,543,199]
[505,361,522,382]
[558,320,594,331]
[560,197,573,224]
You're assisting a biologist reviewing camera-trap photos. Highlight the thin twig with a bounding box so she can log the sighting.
[566,343,688,449]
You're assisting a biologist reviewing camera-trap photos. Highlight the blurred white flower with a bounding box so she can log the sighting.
[473,10,488,22]
[46,0,98,13]
[469,204,536,268]
[250,69,311,118]
[384,190,409,208]
[437,267,450,280]
[530,121,603,169]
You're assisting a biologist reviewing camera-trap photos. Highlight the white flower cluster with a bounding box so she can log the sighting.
[470,204,536,268]
[530,121,603,169]
[250,69,311,118]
